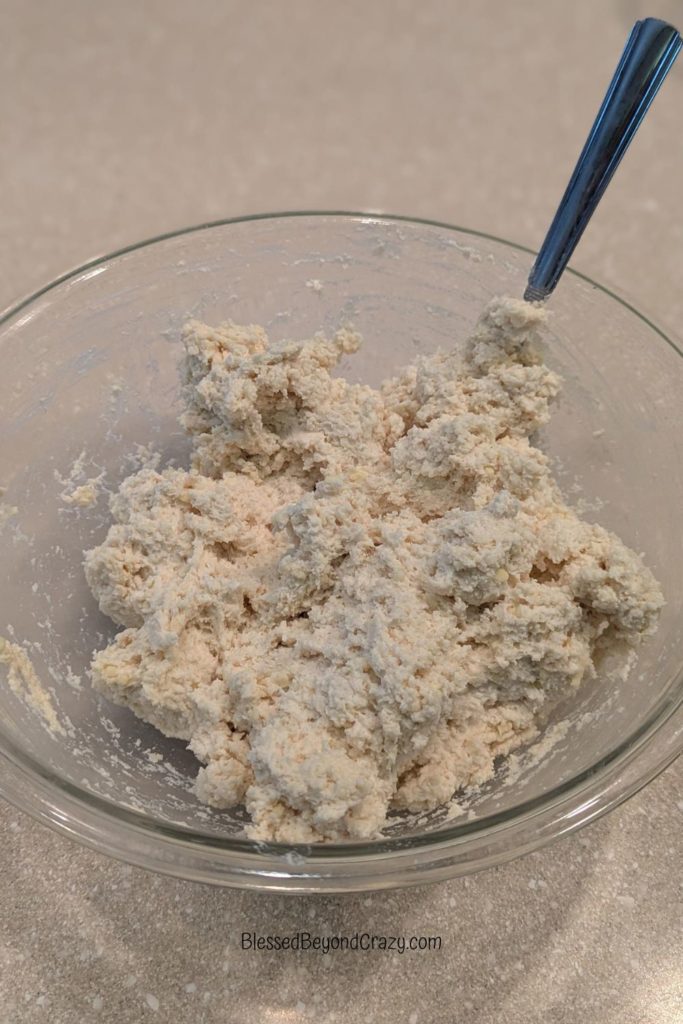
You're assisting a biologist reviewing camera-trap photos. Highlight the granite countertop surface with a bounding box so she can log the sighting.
[1,1,681,1021]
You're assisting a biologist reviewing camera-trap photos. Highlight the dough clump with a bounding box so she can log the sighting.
[85,297,663,842]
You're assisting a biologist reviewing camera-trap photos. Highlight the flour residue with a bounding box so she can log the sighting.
[0,637,65,735]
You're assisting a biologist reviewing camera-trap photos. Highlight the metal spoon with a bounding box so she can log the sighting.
[525,17,682,303]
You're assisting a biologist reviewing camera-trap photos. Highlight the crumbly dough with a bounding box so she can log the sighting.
[85,297,663,842]
[61,480,101,507]
[57,450,104,507]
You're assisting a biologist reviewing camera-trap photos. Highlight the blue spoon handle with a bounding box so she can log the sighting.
[525,17,682,302]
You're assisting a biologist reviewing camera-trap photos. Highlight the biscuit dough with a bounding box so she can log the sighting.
[85,297,663,842]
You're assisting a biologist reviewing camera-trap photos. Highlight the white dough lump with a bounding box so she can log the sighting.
[85,297,663,842]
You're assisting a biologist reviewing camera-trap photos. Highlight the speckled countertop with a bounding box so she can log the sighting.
[1,1,681,1021]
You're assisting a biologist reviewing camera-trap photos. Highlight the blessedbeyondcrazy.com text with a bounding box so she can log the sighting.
[241,931,442,954]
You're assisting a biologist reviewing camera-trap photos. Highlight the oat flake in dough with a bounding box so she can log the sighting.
[85,297,663,842]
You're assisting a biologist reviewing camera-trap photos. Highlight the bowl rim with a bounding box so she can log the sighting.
[1,210,681,889]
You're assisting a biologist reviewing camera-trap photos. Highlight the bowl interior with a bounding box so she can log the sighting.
[1,214,682,844]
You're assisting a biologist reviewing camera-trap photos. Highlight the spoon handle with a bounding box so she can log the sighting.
[525,17,681,302]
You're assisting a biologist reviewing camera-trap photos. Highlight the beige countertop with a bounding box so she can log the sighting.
[1,1,681,1021]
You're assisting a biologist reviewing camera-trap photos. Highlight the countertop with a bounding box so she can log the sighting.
[1,1,681,1021]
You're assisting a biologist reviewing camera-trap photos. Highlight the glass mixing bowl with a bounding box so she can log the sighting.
[0,213,681,892]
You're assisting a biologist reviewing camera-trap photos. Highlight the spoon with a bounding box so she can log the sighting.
[525,17,682,303]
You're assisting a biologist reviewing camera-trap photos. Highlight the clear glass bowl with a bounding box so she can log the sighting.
[0,213,681,892]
